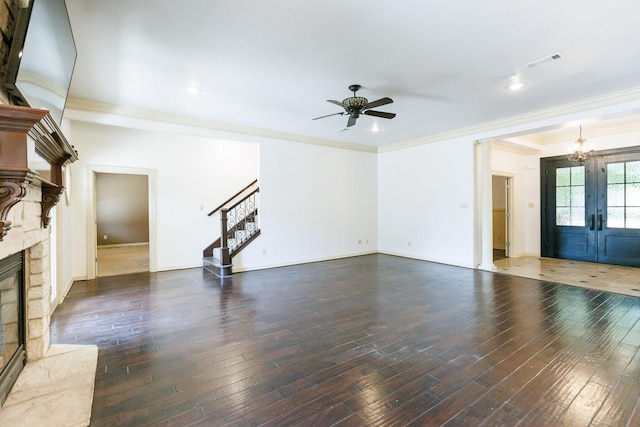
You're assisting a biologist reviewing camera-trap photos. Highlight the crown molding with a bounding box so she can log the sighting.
[520,114,640,145]
[378,86,640,153]
[490,139,542,155]
[67,85,640,156]
[64,98,378,153]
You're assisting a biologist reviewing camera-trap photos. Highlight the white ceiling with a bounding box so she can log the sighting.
[64,0,640,149]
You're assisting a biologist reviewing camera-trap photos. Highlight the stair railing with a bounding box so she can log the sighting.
[207,179,257,217]
[204,180,260,273]
[221,187,259,259]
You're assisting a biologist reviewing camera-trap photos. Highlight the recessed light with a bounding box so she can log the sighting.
[371,123,380,132]
[187,86,202,95]
[507,82,527,91]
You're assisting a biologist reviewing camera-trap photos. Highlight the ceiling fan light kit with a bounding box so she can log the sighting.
[313,84,396,128]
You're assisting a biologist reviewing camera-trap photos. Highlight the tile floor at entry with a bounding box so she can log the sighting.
[494,256,640,298]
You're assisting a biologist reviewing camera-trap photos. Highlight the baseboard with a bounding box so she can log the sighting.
[512,252,539,258]
[97,242,149,248]
[155,264,203,272]
[377,250,476,269]
[61,278,74,301]
[232,251,379,274]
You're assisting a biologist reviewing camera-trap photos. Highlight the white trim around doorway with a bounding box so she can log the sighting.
[86,165,157,279]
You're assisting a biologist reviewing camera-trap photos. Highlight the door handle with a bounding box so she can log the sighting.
[597,214,603,231]
[589,214,595,230]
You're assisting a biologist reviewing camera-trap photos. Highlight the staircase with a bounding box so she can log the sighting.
[203,180,261,277]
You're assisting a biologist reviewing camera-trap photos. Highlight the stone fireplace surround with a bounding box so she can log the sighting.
[0,105,97,425]
[1,185,54,365]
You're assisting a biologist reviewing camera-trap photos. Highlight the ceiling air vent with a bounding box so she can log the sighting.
[524,52,565,69]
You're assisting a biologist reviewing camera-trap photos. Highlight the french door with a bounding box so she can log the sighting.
[541,148,640,267]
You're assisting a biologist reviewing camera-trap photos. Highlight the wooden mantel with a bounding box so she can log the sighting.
[0,104,78,240]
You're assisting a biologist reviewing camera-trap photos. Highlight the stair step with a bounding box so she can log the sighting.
[202,256,222,268]
[202,256,232,277]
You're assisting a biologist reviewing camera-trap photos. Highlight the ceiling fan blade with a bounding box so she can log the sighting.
[364,110,396,119]
[347,115,357,127]
[327,99,345,107]
[312,112,344,120]
[364,97,393,110]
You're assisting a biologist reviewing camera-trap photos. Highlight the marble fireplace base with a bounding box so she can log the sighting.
[0,344,98,426]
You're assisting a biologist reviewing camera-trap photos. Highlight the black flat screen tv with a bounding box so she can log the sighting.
[4,0,77,126]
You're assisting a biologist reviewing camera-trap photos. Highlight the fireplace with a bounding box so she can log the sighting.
[0,251,25,405]
[0,239,55,410]
[0,104,77,414]
[0,10,79,412]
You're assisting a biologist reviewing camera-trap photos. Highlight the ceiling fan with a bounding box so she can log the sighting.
[313,84,396,128]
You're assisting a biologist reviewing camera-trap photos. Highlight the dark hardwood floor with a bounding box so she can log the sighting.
[50,254,640,426]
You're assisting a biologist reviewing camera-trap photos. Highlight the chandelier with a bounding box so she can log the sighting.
[567,125,594,165]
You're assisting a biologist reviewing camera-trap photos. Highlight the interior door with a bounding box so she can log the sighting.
[542,149,640,267]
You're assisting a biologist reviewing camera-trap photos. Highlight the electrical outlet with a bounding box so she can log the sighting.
[103,235,107,240]
[358,239,362,244]
[408,241,412,246]
[262,248,266,255]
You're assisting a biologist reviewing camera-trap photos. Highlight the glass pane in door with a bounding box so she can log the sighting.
[628,207,640,228]
[607,161,640,229]
[556,166,585,226]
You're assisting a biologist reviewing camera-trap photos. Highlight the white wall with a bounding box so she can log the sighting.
[378,137,476,267]
[233,139,378,271]
[69,121,259,278]
[522,153,542,256]
[57,187,75,299]
[56,119,76,305]
[68,121,378,278]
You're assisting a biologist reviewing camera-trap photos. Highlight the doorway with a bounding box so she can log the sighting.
[541,148,640,267]
[94,172,151,277]
[492,175,511,261]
